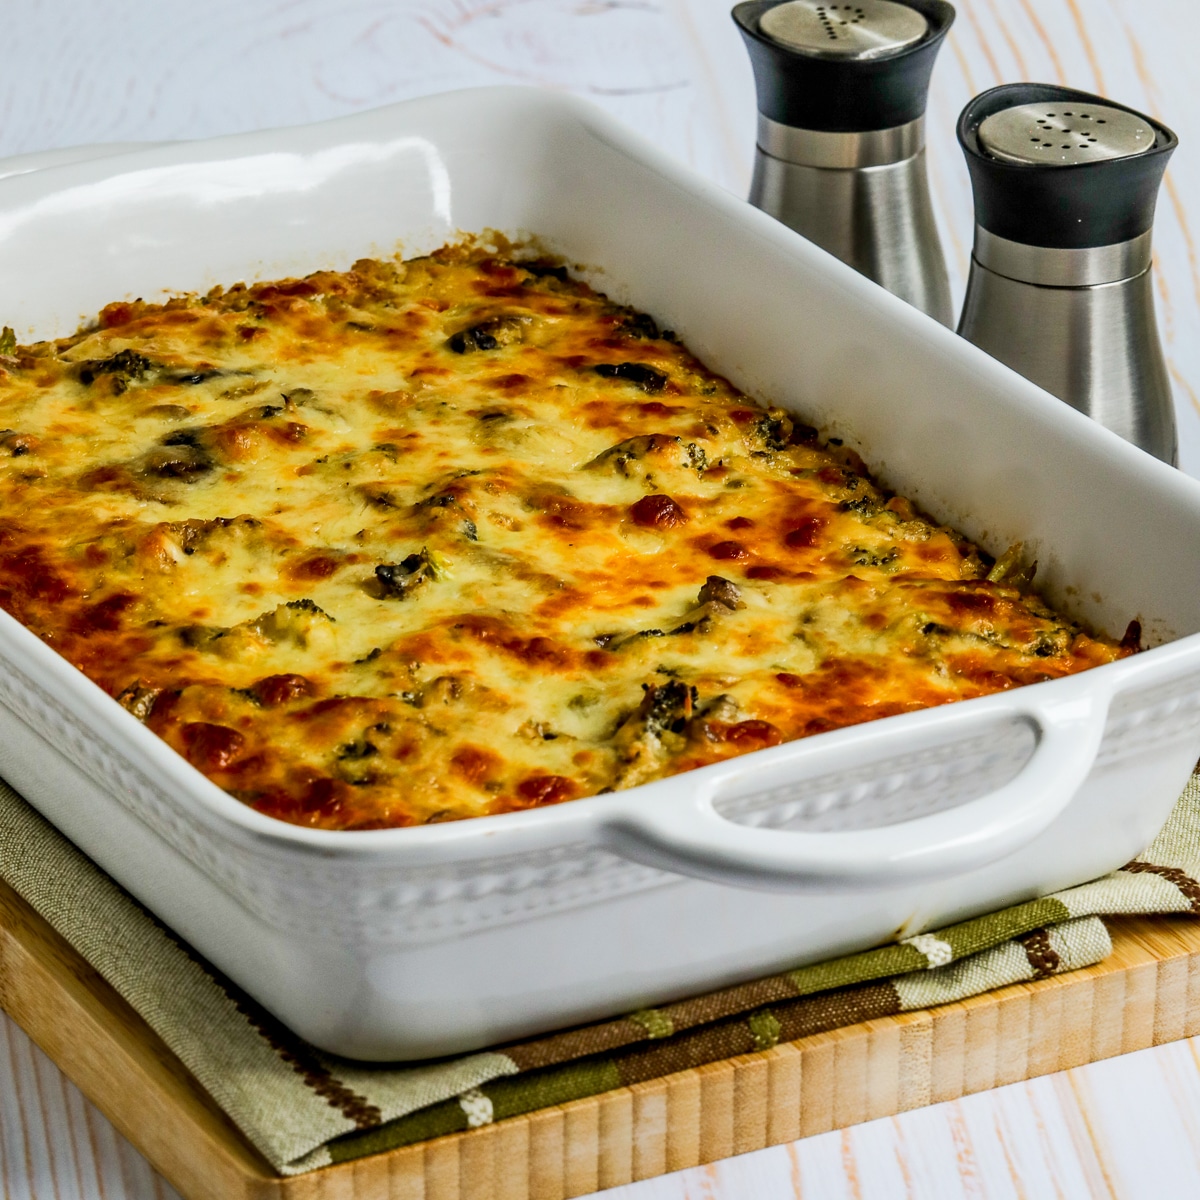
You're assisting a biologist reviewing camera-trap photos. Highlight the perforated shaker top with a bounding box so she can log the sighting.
[979,101,1156,167]
[760,0,928,60]
[733,0,955,133]
[958,84,1178,249]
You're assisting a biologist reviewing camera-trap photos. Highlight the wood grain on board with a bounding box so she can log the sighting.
[4,873,1200,1200]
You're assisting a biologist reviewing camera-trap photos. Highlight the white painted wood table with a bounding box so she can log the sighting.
[3,1,1200,1196]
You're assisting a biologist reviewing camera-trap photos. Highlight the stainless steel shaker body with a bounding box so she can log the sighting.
[960,231,1174,460]
[734,0,955,325]
[957,86,1179,463]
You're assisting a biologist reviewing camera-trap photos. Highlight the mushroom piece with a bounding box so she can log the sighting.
[446,315,531,353]
[375,549,438,599]
[698,575,744,611]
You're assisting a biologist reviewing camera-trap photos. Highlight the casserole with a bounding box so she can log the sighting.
[0,246,1130,830]
[1,87,1199,1059]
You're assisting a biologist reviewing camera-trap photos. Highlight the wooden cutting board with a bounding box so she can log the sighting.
[2,874,1198,1200]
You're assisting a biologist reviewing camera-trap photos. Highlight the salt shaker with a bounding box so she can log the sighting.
[957,84,1179,464]
[733,0,956,325]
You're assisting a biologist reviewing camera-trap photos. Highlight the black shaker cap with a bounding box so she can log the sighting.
[732,0,956,133]
[958,83,1178,249]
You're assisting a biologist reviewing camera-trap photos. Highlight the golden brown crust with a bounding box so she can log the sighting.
[0,246,1125,830]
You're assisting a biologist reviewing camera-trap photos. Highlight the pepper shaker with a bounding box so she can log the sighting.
[957,84,1179,464]
[733,0,956,325]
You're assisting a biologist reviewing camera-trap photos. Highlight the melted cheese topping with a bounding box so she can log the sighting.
[0,245,1127,830]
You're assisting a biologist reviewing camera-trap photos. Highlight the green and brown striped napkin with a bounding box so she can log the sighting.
[2,771,1199,1175]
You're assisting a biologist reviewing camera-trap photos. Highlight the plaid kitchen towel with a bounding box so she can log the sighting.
[1,771,1199,1174]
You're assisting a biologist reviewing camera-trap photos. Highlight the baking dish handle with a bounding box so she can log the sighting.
[600,675,1112,891]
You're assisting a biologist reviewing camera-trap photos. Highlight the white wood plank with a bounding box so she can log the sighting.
[0,1016,186,1199]
[3,1,1200,1197]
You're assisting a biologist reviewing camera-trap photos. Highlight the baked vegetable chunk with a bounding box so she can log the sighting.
[0,244,1129,829]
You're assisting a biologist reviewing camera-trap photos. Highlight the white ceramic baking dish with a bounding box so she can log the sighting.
[2,88,1200,1060]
